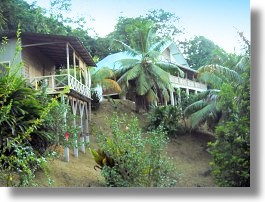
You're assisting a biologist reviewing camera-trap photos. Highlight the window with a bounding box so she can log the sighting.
[0,61,10,76]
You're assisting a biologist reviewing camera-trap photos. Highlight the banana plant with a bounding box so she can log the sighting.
[90,148,115,170]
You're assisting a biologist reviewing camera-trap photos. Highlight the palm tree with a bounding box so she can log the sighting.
[114,22,183,112]
[90,66,121,94]
[184,55,249,128]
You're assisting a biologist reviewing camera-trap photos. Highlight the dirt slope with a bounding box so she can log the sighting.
[36,99,215,187]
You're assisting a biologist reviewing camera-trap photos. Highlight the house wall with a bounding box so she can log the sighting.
[22,46,55,79]
[160,48,171,62]
[0,38,23,75]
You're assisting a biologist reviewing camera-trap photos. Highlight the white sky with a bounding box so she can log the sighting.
[25,0,250,54]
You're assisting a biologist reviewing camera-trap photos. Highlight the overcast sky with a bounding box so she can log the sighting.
[25,0,250,54]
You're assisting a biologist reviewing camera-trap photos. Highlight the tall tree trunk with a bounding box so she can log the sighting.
[135,94,148,113]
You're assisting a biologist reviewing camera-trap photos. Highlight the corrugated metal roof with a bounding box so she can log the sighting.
[1,32,96,67]
[96,51,141,70]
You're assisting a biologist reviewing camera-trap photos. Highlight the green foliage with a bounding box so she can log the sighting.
[147,106,185,137]
[185,55,249,129]
[0,141,48,187]
[208,119,250,187]
[39,92,80,150]
[0,30,55,186]
[208,64,250,187]
[91,91,100,111]
[114,22,183,112]
[108,9,181,47]
[90,66,121,94]
[182,33,250,186]
[179,36,239,70]
[91,113,179,187]
[0,71,56,186]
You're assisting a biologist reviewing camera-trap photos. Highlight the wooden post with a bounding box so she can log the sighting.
[71,98,79,158]
[73,51,76,80]
[64,147,69,162]
[178,88,181,106]
[186,88,189,98]
[170,90,175,106]
[79,102,85,153]
[66,43,70,85]
[62,95,69,162]
[85,102,90,144]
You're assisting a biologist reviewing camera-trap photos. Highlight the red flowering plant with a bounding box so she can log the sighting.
[62,127,80,148]
[65,132,69,141]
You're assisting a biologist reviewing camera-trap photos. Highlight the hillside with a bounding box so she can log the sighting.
[35,99,215,187]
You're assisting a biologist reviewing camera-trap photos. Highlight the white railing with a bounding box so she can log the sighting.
[30,74,91,99]
[169,75,207,91]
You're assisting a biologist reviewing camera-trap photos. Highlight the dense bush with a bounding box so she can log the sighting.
[147,105,185,137]
[39,90,81,150]
[0,32,56,186]
[91,91,100,111]
[0,68,57,186]
[209,67,250,187]
[91,113,179,187]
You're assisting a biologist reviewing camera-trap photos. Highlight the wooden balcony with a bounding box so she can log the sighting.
[169,75,207,91]
[30,74,91,99]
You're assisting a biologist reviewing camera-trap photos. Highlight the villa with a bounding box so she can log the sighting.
[0,32,96,158]
[96,41,207,106]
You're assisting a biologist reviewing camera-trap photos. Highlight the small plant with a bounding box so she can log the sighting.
[91,113,179,187]
[147,105,186,137]
[91,91,100,111]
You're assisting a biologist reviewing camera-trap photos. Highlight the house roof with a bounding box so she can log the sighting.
[97,42,196,73]
[96,52,141,70]
[0,32,96,67]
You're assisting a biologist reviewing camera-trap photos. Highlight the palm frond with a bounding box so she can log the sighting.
[146,89,157,103]
[198,64,243,84]
[195,89,220,100]
[92,67,115,82]
[155,62,184,77]
[190,102,217,128]
[149,40,169,53]
[198,72,223,88]
[150,64,171,84]
[184,100,207,117]
[115,58,140,70]
[145,27,156,51]
[114,58,140,79]
[233,56,250,74]
[126,64,142,81]
[102,79,122,93]
[136,70,151,95]
[117,71,130,87]
[114,40,140,57]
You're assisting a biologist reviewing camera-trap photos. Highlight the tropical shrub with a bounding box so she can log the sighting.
[147,105,185,137]
[91,113,179,187]
[0,30,55,186]
[0,69,57,186]
[91,90,100,111]
[208,67,250,187]
[39,91,81,150]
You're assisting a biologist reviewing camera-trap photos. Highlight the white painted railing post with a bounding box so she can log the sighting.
[74,139,78,157]
[51,75,55,89]
[170,90,175,106]
[80,136,85,153]
[66,43,70,86]
[62,95,70,162]
[64,147,69,162]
